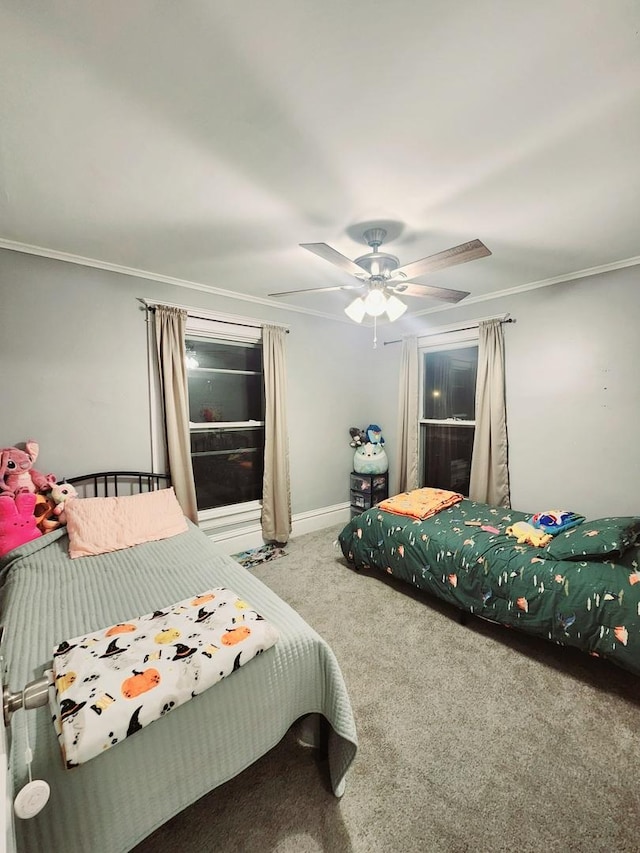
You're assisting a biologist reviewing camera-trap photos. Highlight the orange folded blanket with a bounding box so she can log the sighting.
[378,487,463,520]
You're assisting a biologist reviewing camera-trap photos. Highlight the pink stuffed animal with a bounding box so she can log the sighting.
[0,493,42,558]
[0,441,56,497]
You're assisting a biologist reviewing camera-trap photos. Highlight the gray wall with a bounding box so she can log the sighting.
[2,248,638,521]
[0,248,377,514]
[380,265,640,519]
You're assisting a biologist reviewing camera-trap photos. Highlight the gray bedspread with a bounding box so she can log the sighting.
[0,524,357,852]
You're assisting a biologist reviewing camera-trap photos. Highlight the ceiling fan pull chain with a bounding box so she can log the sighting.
[373,314,378,349]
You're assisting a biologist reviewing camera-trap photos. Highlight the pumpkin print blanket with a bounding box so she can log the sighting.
[48,588,279,768]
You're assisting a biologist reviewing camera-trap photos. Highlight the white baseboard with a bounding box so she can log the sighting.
[205,502,351,555]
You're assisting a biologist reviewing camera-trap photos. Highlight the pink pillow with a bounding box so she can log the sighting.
[65,488,188,559]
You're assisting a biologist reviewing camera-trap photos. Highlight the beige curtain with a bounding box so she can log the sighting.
[261,325,291,543]
[154,306,199,524]
[469,319,511,507]
[396,335,419,494]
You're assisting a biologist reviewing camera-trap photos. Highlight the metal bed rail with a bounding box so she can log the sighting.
[66,471,171,498]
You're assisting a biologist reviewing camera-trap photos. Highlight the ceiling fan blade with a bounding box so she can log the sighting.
[390,239,491,282]
[389,282,470,303]
[268,282,365,297]
[300,242,369,278]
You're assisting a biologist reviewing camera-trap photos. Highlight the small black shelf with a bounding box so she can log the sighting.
[350,471,388,518]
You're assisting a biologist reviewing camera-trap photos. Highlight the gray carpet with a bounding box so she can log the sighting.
[134,524,640,853]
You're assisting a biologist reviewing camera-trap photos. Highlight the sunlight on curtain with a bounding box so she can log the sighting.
[261,325,291,543]
[396,335,419,493]
[154,306,199,524]
[469,319,510,507]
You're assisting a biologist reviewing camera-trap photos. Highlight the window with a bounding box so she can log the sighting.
[185,317,264,515]
[419,334,478,495]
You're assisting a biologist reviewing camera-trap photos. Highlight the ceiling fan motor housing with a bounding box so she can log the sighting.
[355,228,401,282]
[354,251,399,280]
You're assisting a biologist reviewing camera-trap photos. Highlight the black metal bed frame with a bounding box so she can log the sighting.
[66,470,171,497]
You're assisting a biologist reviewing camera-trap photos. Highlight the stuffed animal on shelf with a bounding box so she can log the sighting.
[0,492,42,557]
[348,427,366,448]
[349,424,389,474]
[0,441,56,497]
[49,481,78,524]
[366,424,385,446]
[353,440,389,474]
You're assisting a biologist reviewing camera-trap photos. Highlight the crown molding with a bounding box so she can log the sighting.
[0,237,348,324]
[413,253,640,317]
[2,236,639,323]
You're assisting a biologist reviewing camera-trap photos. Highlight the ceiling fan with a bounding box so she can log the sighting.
[268,228,491,322]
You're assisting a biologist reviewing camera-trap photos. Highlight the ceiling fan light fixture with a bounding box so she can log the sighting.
[344,297,367,323]
[363,288,387,317]
[385,294,407,322]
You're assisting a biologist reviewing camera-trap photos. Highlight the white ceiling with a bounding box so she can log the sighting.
[2,1,639,322]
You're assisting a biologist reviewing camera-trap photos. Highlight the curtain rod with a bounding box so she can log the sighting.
[138,298,289,332]
[383,316,514,346]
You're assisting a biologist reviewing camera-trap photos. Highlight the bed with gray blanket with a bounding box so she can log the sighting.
[0,487,357,852]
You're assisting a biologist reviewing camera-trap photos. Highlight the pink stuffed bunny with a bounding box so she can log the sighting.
[0,493,42,557]
[0,441,56,496]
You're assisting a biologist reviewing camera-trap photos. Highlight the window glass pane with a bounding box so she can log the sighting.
[421,424,475,495]
[423,346,477,420]
[186,338,262,372]
[191,427,264,509]
[187,372,263,423]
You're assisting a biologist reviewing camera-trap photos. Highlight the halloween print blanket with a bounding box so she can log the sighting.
[48,588,279,768]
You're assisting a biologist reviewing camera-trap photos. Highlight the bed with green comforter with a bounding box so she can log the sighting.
[339,495,640,677]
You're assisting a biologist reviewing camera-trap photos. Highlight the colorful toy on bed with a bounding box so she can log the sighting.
[33,493,60,535]
[0,492,42,557]
[0,440,56,497]
[529,509,585,535]
[505,520,552,548]
[49,481,78,524]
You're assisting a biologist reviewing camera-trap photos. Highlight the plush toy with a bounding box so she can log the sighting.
[350,424,388,474]
[0,492,42,557]
[0,441,56,497]
[506,521,552,548]
[366,424,385,446]
[353,441,389,474]
[348,427,366,448]
[33,493,61,535]
[49,481,78,524]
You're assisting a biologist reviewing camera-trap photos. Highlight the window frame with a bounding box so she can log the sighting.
[185,315,264,527]
[418,328,479,490]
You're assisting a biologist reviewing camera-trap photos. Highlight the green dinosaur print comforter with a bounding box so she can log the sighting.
[339,499,640,677]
